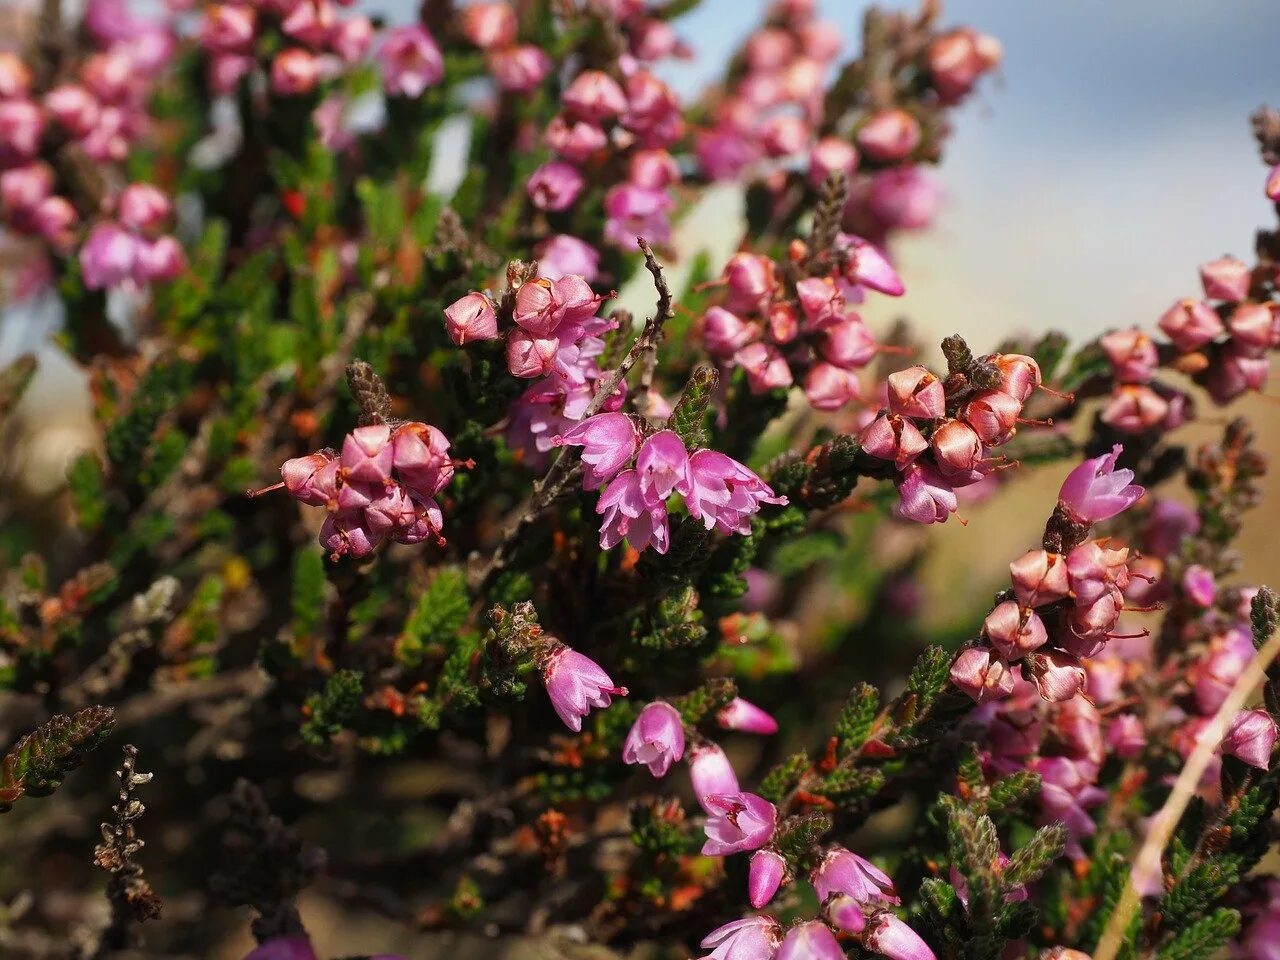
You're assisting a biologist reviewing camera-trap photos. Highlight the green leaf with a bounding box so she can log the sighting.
[834,682,879,754]
[300,670,364,748]
[1002,823,1066,888]
[398,567,471,667]
[1156,908,1240,960]
[0,706,115,812]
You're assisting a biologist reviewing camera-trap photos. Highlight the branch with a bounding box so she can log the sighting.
[93,745,161,957]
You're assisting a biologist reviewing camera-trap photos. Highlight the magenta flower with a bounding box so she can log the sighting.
[864,912,937,960]
[134,236,186,283]
[895,463,958,525]
[983,601,1048,661]
[1157,298,1223,353]
[1181,564,1217,608]
[319,510,383,559]
[489,45,552,93]
[379,25,444,97]
[80,223,138,290]
[1199,255,1251,302]
[886,366,945,420]
[722,252,777,313]
[1026,649,1087,703]
[117,183,171,234]
[270,49,319,97]
[554,413,639,491]
[777,921,845,960]
[622,701,685,777]
[527,160,586,212]
[562,69,627,123]
[1057,444,1145,525]
[341,424,394,484]
[701,792,777,856]
[636,430,690,501]
[823,892,868,933]
[444,291,500,345]
[861,414,928,469]
[242,937,317,960]
[596,470,670,554]
[1033,755,1106,854]
[949,647,1014,702]
[540,646,627,733]
[1223,709,1278,770]
[749,849,786,908]
[697,916,782,960]
[717,697,778,735]
[1009,549,1069,607]
[857,108,921,162]
[538,234,600,282]
[684,449,787,535]
[840,234,905,296]
[392,421,454,498]
[689,741,740,811]
[811,846,899,907]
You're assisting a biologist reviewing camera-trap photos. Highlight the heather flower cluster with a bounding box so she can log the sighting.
[701,234,904,411]
[261,420,460,560]
[555,416,787,554]
[80,184,186,290]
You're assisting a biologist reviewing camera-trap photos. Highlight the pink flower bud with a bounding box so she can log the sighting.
[795,276,844,329]
[839,234,905,297]
[562,69,627,123]
[1026,649,1087,703]
[44,84,100,137]
[527,160,585,212]
[506,329,559,378]
[443,291,499,345]
[735,342,793,393]
[760,114,810,158]
[510,277,557,335]
[319,510,383,559]
[1057,444,1144,525]
[1107,713,1146,760]
[553,412,639,491]
[551,274,606,324]
[1100,328,1158,383]
[962,389,1020,445]
[702,792,777,856]
[895,462,957,524]
[331,16,374,63]
[0,162,52,216]
[32,196,78,249]
[811,846,899,906]
[1207,342,1270,403]
[1158,298,1223,353]
[243,936,318,960]
[1226,301,1275,354]
[1100,384,1170,435]
[867,166,941,231]
[1009,549,1069,607]
[0,99,44,162]
[950,647,1014,702]
[722,252,777,314]
[859,413,925,468]
[489,45,552,92]
[805,363,861,411]
[931,418,986,481]
[280,451,337,505]
[857,108,921,162]
[0,52,33,100]
[117,183,172,233]
[698,916,782,960]
[540,645,626,732]
[777,921,845,960]
[808,136,858,187]
[134,235,187,283]
[822,893,867,934]
[1268,163,1280,202]
[209,54,253,95]
[1223,709,1278,770]
[341,424,393,484]
[822,315,877,369]
[537,234,599,282]
[717,697,778,735]
[281,0,336,48]
[364,482,418,534]
[620,70,684,147]
[927,27,1001,103]
[391,421,453,498]
[81,223,139,290]
[1199,255,1251,302]
[864,912,937,960]
[1191,644,1250,715]
[983,601,1048,660]
[202,4,256,53]
[271,48,319,96]
[460,3,517,50]
[1182,564,1216,607]
[544,114,607,163]
[379,25,444,97]
[703,306,757,358]
[748,849,786,909]
[622,700,685,776]
[624,149,677,190]
[689,742,739,811]
[886,366,944,420]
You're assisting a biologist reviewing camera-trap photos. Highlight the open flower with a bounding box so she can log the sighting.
[684,450,787,534]
[622,701,685,776]
[702,792,777,856]
[697,916,782,960]
[540,646,627,732]
[553,413,639,491]
[811,846,900,906]
[1057,444,1145,525]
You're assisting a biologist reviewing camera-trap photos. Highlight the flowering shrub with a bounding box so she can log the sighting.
[2,2,1280,960]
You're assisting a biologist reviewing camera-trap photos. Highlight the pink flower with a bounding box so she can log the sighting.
[886,366,944,419]
[1223,709,1278,770]
[271,48,319,96]
[32,196,78,249]
[684,449,787,535]
[117,183,171,234]
[622,701,685,776]
[1182,564,1216,608]
[722,252,777,314]
[1158,298,1223,353]
[895,463,957,524]
[489,45,552,93]
[823,892,869,934]
[808,136,858,187]
[1268,163,1280,202]
[331,16,374,63]
[242,937,318,960]
[805,363,861,411]
[81,223,139,290]
[562,69,627,123]
[857,108,921,162]
[540,646,627,732]
[690,741,739,811]
[1100,328,1158,383]
[950,647,1014,702]
[281,0,335,48]
[697,125,760,181]
[701,792,777,856]
[777,921,844,960]
[1025,650,1087,703]
[341,424,394,483]
[697,916,782,960]
[704,307,757,358]
[44,84,100,137]
[460,2,517,50]
[391,421,454,498]
[619,70,683,147]
[553,413,639,490]
[840,234,905,296]
[134,235,187,283]
[1057,444,1145,525]
[380,25,444,97]
[1009,549,1069,606]
[596,470,670,554]
[0,99,44,162]
[811,846,899,906]
[863,912,937,960]
[1199,255,1251,302]
[867,166,941,231]
[527,161,585,212]
[201,4,256,54]
[749,849,786,908]
[319,510,383,559]
[736,342,793,393]
[717,697,778,735]
[1099,384,1169,435]
[1107,713,1146,759]
[444,291,500,345]
[545,114,607,163]
[926,27,1001,103]
[636,430,689,501]
[603,183,674,248]
[930,419,986,483]
[538,235,599,282]
[861,414,927,469]
[983,601,1048,660]
[963,390,1020,445]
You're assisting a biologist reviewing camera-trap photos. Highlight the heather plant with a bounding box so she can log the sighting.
[1,2,1279,959]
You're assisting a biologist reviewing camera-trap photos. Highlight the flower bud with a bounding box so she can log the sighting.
[506,329,559,378]
[44,84,100,137]
[689,741,739,811]
[722,252,776,314]
[795,276,844,329]
[1158,298,1223,352]
[748,849,786,909]
[489,45,552,93]
[840,234,905,296]
[32,196,78,249]
[895,462,958,524]
[860,413,927,468]
[983,601,1048,660]
[319,511,383,559]
[864,912,937,960]
[392,421,453,497]
[735,341,792,392]
[0,99,44,162]
[760,114,810,158]
[822,893,867,934]
[271,48,319,96]
[331,16,374,63]
[1182,564,1216,608]
[538,234,599,282]
[1226,301,1275,354]
[717,698,778,735]
[1199,255,1251,302]
[444,291,500,344]
[807,136,857,187]
[629,148,680,189]
[1026,649,1087,703]
[562,69,627,123]
[867,166,941,230]
[1100,328,1158,383]
[777,921,845,960]
[134,235,187,283]
[931,418,985,481]
[81,223,139,290]
[703,306,757,358]
[281,452,337,505]
[804,363,861,411]
[963,389,1020,444]
[1009,549,1069,606]
[857,108,921,162]
[1207,343,1269,403]
[118,183,172,233]
[1223,709,1278,770]
[886,366,944,419]
[1100,384,1170,435]
[0,162,52,216]
[341,424,394,484]
[527,160,585,212]
[460,2,518,50]
[1106,713,1146,760]
[949,647,1014,702]
[821,315,877,369]
[541,645,627,732]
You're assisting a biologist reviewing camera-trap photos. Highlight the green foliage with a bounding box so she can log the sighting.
[668,364,719,448]
[1155,908,1241,960]
[0,707,115,812]
[759,750,810,804]
[397,567,471,668]
[834,682,880,755]
[68,453,109,534]
[300,670,364,748]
